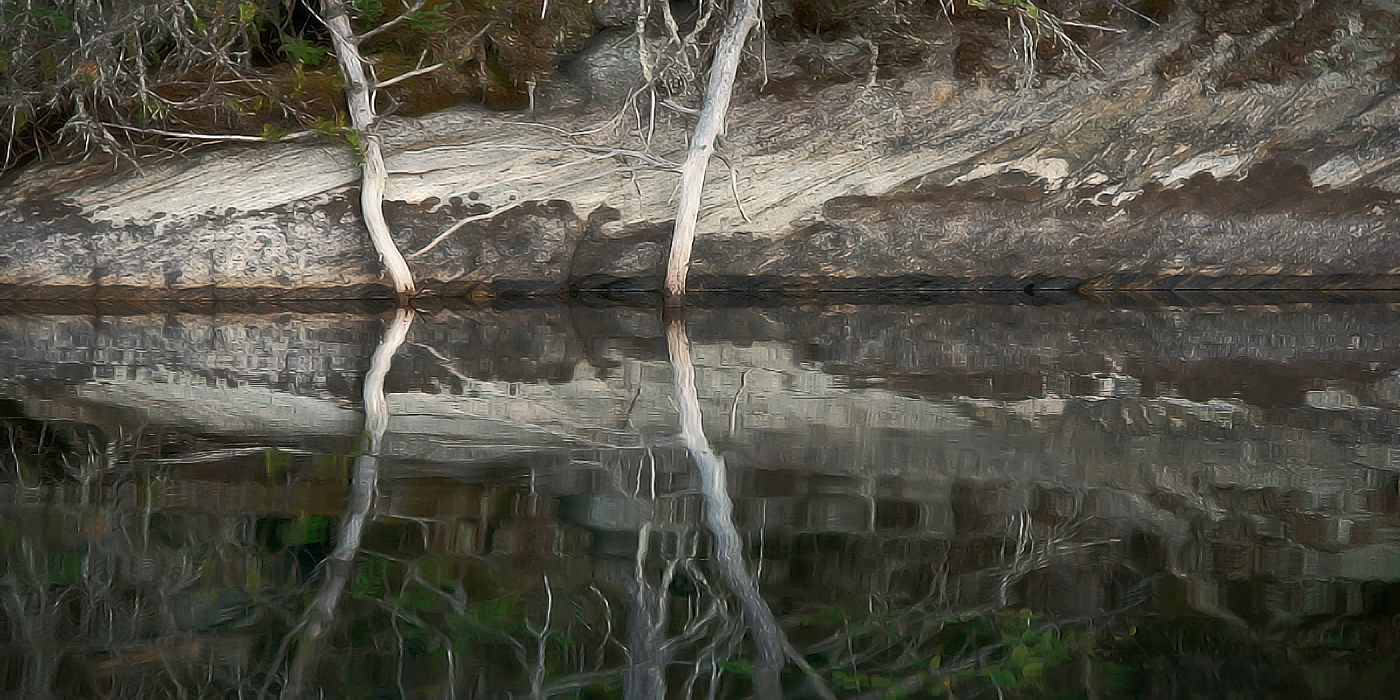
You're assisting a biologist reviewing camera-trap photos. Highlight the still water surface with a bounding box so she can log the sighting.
[1,300,1398,698]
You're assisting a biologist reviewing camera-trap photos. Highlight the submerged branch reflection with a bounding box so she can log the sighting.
[1,304,1399,697]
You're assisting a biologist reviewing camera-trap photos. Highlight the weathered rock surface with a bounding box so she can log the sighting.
[3,5,1400,299]
[590,0,644,27]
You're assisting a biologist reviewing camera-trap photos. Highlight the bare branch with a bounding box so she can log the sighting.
[375,61,447,89]
[353,0,432,45]
[718,154,751,224]
[99,122,316,142]
[660,0,692,74]
[375,21,493,92]
[401,142,678,169]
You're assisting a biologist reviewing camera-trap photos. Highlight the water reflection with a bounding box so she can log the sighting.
[283,307,414,696]
[668,319,831,699]
[0,302,1398,697]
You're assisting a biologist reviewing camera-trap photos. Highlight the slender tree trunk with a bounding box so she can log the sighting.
[321,0,416,300]
[667,320,839,699]
[663,0,761,301]
[595,528,671,700]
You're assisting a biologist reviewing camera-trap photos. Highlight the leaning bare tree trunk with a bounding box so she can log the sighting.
[663,0,761,301]
[321,0,416,300]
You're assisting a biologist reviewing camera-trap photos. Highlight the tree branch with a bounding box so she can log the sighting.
[375,61,446,89]
[99,122,316,142]
[353,0,432,45]
[374,22,493,90]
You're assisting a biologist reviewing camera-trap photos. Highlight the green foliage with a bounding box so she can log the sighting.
[349,554,389,598]
[258,122,288,141]
[3,1,72,34]
[833,668,895,691]
[403,5,451,33]
[46,548,85,586]
[0,0,276,170]
[263,447,294,476]
[307,114,366,163]
[970,0,1042,19]
[279,34,330,67]
[341,127,364,155]
[0,0,605,172]
[0,0,1112,176]
[276,514,333,547]
[351,0,386,24]
[957,609,1094,694]
[719,658,756,677]
[238,1,259,25]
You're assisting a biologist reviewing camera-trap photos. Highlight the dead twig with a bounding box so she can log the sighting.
[99,123,316,142]
[353,0,432,45]
[716,154,751,224]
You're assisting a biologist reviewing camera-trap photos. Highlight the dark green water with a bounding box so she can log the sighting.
[1,300,1398,698]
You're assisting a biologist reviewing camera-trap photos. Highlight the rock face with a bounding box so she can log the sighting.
[3,3,1400,299]
[590,0,643,27]
[559,29,674,111]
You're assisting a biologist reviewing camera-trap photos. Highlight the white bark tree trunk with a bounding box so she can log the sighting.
[321,0,416,299]
[664,0,762,300]
[668,320,832,699]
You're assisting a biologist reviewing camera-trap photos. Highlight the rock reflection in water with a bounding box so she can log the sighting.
[0,302,1398,697]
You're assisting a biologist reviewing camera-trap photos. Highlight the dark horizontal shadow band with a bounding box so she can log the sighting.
[5,274,1400,313]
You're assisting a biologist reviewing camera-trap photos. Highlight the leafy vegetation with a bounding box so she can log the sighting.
[0,0,1149,177]
[789,601,1101,698]
[0,0,594,174]
[0,0,1366,182]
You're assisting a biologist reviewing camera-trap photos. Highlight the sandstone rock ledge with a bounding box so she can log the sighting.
[3,10,1400,302]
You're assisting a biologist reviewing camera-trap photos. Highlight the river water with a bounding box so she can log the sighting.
[1,298,1398,698]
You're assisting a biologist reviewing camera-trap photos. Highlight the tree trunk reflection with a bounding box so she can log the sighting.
[281,308,414,698]
[667,320,828,699]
